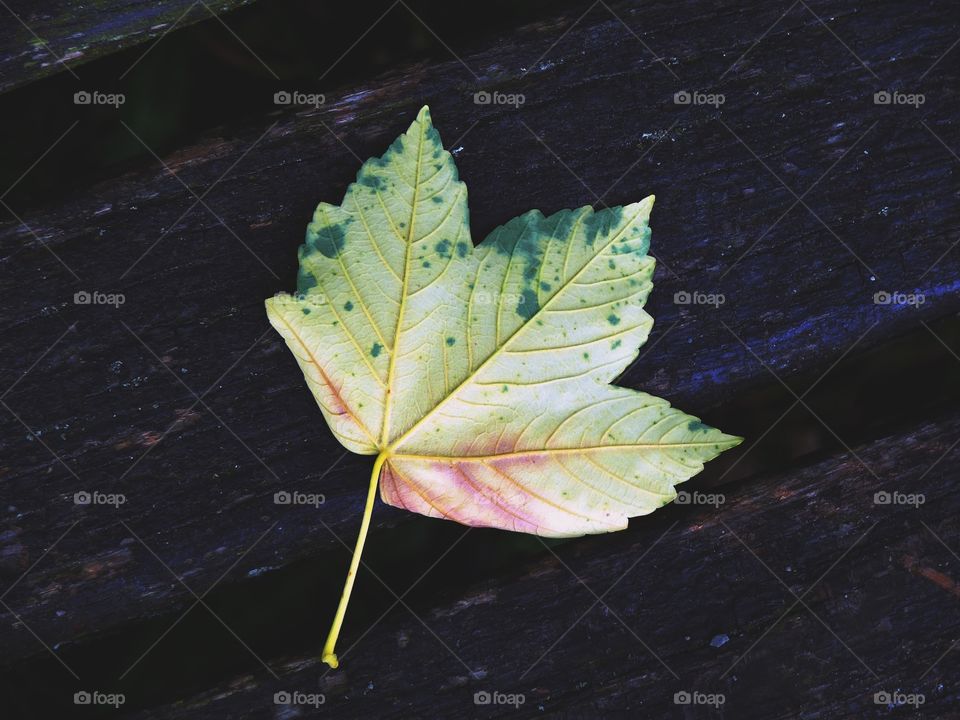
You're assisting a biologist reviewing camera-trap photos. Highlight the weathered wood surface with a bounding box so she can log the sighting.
[0,0,254,93]
[0,0,958,716]
[121,407,960,719]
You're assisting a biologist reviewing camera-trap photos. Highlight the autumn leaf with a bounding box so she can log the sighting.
[265,106,742,667]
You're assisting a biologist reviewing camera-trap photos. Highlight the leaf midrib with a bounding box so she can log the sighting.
[380,117,427,447]
[391,441,739,462]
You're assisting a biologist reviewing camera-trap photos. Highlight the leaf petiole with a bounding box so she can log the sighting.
[322,452,387,669]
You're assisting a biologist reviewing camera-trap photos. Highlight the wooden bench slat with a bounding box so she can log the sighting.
[120,407,960,718]
[0,0,254,93]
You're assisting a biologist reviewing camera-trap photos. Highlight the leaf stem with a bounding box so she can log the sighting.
[322,452,386,669]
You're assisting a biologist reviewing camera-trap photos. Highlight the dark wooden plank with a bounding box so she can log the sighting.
[0,0,958,686]
[0,0,254,93]
[120,407,960,719]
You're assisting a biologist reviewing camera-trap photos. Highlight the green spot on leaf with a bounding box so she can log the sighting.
[517,288,539,320]
[297,267,317,292]
[359,173,385,191]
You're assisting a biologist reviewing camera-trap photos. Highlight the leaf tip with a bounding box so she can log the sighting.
[628,194,655,219]
[417,104,432,125]
[263,292,286,316]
